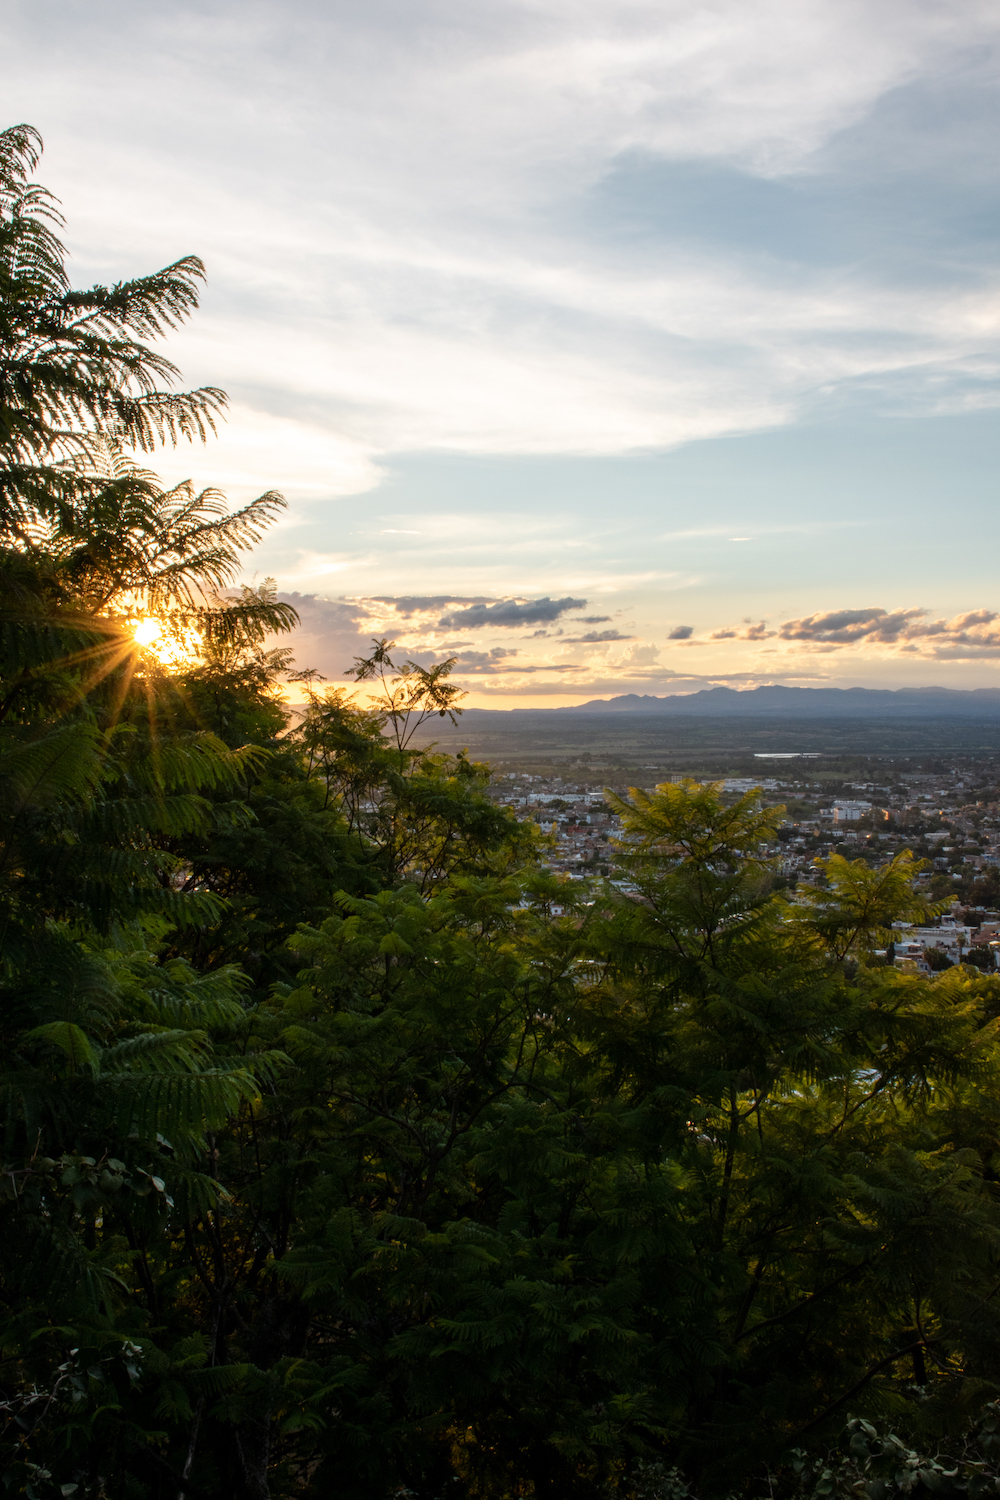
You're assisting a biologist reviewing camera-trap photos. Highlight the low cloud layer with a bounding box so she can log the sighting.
[561,629,632,643]
[441,647,537,675]
[275,592,897,697]
[277,594,601,682]
[271,593,1000,708]
[368,596,489,615]
[436,596,591,629]
[706,606,1000,659]
[710,620,772,641]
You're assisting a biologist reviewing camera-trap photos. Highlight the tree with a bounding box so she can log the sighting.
[290,658,538,893]
[574,780,1000,1491]
[155,779,1000,1497]
[235,871,678,1497]
[0,125,224,540]
[0,124,298,1496]
[346,637,465,751]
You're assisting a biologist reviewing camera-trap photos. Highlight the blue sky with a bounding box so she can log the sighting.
[6,0,1000,703]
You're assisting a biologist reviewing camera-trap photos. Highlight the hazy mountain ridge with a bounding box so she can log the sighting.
[458,686,1000,719]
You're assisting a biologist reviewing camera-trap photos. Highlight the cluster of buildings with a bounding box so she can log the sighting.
[493,774,616,874]
[888,915,1000,971]
[489,759,1000,970]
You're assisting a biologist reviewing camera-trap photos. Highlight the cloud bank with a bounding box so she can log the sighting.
[704,607,1000,659]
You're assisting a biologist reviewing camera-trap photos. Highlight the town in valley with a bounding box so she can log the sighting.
[484,749,1000,972]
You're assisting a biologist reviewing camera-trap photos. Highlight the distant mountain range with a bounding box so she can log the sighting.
[497,686,1000,719]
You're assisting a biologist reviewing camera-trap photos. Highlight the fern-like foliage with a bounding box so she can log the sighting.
[0,125,225,519]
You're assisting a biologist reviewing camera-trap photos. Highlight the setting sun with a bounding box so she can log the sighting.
[130,616,202,667]
[132,617,163,647]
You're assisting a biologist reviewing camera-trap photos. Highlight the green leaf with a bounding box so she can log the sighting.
[23,1021,97,1074]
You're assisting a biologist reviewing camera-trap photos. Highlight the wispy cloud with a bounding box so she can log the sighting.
[11,0,1000,492]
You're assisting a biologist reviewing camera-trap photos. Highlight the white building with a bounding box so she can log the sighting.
[832,801,872,824]
[892,920,976,962]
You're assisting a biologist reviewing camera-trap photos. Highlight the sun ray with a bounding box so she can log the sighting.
[44,637,139,721]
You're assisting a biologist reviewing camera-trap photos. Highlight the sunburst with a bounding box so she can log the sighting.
[130,616,203,668]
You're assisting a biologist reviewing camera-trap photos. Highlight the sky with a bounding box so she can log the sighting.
[5,0,1000,706]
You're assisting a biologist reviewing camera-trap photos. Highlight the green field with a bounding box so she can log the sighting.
[413,713,1000,776]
